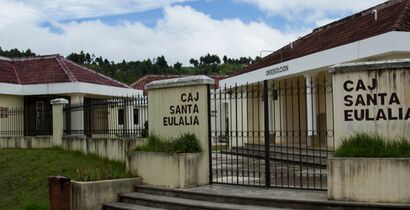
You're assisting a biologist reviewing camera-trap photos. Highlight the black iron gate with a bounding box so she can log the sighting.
[209,75,334,190]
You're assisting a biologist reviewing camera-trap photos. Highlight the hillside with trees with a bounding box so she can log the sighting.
[0,47,259,84]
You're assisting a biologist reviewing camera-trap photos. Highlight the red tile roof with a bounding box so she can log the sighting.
[0,55,129,88]
[131,74,227,94]
[231,0,410,77]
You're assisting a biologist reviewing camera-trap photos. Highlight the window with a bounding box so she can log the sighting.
[118,109,124,125]
[133,108,139,125]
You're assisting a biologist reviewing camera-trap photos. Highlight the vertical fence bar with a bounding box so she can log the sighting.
[290,79,296,188]
[235,84,239,185]
[258,82,262,186]
[297,78,302,189]
[240,85,244,185]
[207,84,213,184]
[214,86,219,183]
[272,81,277,187]
[229,85,233,184]
[263,80,271,187]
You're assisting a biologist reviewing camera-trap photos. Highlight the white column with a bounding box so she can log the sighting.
[51,98,69,146]
[70,94,85,136]
[124,100,134,137]
[305,74,317,147]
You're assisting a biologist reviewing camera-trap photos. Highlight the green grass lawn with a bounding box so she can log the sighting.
[0,148,132,210]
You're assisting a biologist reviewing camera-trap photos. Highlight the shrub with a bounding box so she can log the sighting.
[134,135,171,153]
[172,133,202,153]
[335,133,410,158]
[75,166,120,181]
[135,133,201,154]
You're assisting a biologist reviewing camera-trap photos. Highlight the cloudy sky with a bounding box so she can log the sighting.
[0,0,385,65]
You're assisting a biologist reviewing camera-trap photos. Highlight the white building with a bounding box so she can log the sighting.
[218,0,410,150]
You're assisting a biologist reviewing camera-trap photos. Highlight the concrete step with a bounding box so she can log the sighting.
[244,144,334,157]
[104,202,167,210]
[118,192,286,210]
[222,147,329,167]
[131,185,410,210]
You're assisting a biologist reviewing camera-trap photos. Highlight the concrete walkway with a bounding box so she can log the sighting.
[185,184,327,201]
[183,184,410,209]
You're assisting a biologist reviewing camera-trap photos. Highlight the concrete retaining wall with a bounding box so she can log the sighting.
[71,177,141,210]
[0,136,146,163]
[328,158,410,203]
[62,137,146,162]
[127,151,204,188]
[0,136,52,148]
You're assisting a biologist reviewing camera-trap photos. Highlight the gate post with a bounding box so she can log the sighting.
[331,59,410,147]
[51,98,69,146]
[263,80,271,187]
[145,76,214,187]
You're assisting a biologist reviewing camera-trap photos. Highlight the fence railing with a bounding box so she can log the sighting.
[63,95,148,139]
[0,107,24,137]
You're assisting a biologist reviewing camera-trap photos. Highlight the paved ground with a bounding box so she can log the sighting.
[182,184,410,209]
[185,184,328,202]
[211,152,327,190]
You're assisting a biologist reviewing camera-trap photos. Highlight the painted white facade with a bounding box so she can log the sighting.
[0,82,141,96]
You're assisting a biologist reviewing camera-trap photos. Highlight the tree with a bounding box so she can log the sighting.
[0,48,36,58]
[223,55,228,64]
[155,56,168,68]
[174,62,182,70]
[189,58,199,67]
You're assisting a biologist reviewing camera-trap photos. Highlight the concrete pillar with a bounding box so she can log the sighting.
[330,59,410,148]
[70,94,84,135]
[124,101,134,136]
[51,98,69,146]
[305,74,317,147]
[146,76,214,187]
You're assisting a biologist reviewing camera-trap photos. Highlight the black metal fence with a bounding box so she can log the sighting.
[0,107,24,137]
[64,95,148,139]
[209,75,334,190]
[24,101,53,136]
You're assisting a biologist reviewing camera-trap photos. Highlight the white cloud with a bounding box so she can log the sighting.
[16,0,191,20]
[0,4,307,65]
[0,0,43,28]
[240,0,386,23]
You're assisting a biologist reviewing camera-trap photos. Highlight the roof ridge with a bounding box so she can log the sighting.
[10,61,21,84]
[62,58,131,88]
[393,0,410,30]
[7,54,60,61]
[131,74,227,88]
[0,56,11,61]
[313,0,402,33]
[130,74,190,87]
[130,75,152,87]
[55,56,77,82]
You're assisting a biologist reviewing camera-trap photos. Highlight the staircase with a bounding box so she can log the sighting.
[103,185,282,210]
[222,144,333,167]
[103,185,407,210]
